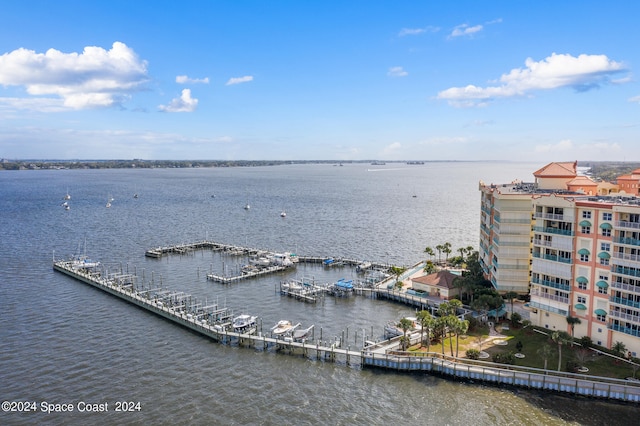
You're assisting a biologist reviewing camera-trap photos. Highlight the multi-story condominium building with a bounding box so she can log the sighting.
[480,161,640,356]
[479,162,579,296]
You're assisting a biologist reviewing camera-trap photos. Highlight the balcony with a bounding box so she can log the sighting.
[613,265,640,278]
[530,290,569,304]
[531,276,571,292]
[609,323,640,337]
[609,310,640,324]
[617,220,640,230]
[533,226,574,237]
[532,252,572,264]
[614,236,640,246]
[610,296,640,309]
[613,252,640,263]
[610,281,640,293]
[533,212,565,221]
[528,300,568,316]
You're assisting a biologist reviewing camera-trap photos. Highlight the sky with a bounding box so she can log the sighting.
[0,1,639,161]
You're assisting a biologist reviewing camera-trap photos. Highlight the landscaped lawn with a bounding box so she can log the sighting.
[408,322,639,380]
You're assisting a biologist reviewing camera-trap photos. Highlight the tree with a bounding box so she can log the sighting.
[424,246,435,261]
[537,344,554,370]
[454,319,469,357]
[552,331,571,371]
[434,316,448,355]
[504,291,518,316]
[442,242,452,265]
[416,310,433,351]
[423,260,437,274]
[398,317,413,351]
[566,315,582,344]
[612,341,627,356]
[438,300,462,357]
[435,244,444,264]
[390,266,406,289]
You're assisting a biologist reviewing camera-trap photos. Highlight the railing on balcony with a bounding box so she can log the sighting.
[614,236,640,246]
[616,220,640,230]
[533,226,574,236]
[531,276,571,292]
[610,296,640,309]
[528,301,567,316]
[613,252,640,263]
[610,281,640,293]
[609,323,640,337]
[609,311,640,324]
[533,212,565,221]
[613,265,640,278]
[532,252,572,264]
[530,290,569,304]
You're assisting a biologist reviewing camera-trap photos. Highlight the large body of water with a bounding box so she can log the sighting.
[1,162,636,425]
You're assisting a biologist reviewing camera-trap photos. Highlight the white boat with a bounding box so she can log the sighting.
[271,320,298,335]
[249,255,270,267]
[280,211,286,217]
[292,325,314,342]
[232,314,258,333]
[64,189,71,200]
[384,317,421,338]
[244,203,250,210]
[106,201,111,208]
[271,253,294,267]
[71,255,100,270]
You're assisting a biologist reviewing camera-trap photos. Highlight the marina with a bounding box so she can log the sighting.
[53,247,640,403]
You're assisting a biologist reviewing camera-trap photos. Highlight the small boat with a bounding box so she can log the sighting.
[356,261,372,273]
[64,189,71,200]
[134,193,139,199]
[244,203,250,210]
[106,201,111,208]
[280,211,286,217]
[232,314,258,334]
[271,320,297,335]
[384,317,421,338]
[292,325,314,342]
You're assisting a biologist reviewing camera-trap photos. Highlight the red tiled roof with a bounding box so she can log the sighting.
[533,161,577,178]
[411,270,458,289]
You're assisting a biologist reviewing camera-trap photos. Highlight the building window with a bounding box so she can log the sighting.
[603,212,612,221]
[577,296,586,304]
[582,211,592,219]
[581,226,591,234]
[598,286,608,295]
[601,228,611,237]
[600,257,610,266]
[580,254,589,262]
[578,281,587,290]
[601,243,610,251]
[597,313,606,322]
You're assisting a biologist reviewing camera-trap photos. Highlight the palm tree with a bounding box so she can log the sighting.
[454,319,469,357]
[537,344,554,370]
[504,291,518,317]
[565,315,581,345]
[435,244,444,264]
[435,316,448,355]
[416,310,433,350]
[390,266,406,290]
[551,331,570,371]
[442,242,452,265]
[424,246,435,262]
[399,317,413,351]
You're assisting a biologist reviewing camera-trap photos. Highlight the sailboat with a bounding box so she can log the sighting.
[106,195,113,208]
[63,189,71,200]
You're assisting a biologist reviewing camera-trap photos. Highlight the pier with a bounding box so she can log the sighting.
[53,258,361,365]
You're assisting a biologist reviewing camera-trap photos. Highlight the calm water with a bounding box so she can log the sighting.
[0,162,636,425]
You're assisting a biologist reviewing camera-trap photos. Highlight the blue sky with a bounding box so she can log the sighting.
[0,1,638,161]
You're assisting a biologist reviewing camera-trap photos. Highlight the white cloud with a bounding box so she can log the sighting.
[534,139,573,153]
[0,96,67,113]
[226,76,253,86]
[0,42,148,110]
[176,75,209,84]
[398,26,439,37]
[158,89,198,112]
[449,24,483,38]
[419,136,468,146]
[388,66,408,77]
[438,53,627,107]
[630,95,640,103]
